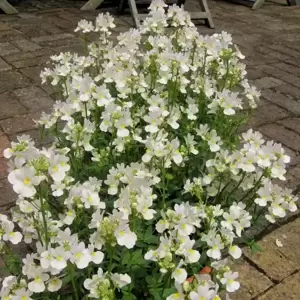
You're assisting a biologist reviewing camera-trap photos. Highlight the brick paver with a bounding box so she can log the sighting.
[0,1,300,299]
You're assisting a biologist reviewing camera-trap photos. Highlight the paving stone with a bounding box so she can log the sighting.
[2,48,53,62]
[0,57,12,72]
[261,89,300,115]
[0,29,23,42]
[0,114,36,135]
[249,104,289,128]
[289,166,300,181]
[37,37,82,48]
[259,124,300,152]
[229,259,273,300]
[277,118,300,135]
[0,71,30,93]
[0,22,12,31]
[0,92,27,119]
[246,66,266,81]
[256,45,292,62]
[263,65,300,89]
[0,42,20,56]
[253,77,285,90]
[0,134,10,158]
[0,179,15,207]
[12,39,42,52]
[31,33,74,43]
[271,62,300,78]
[18,12,37,19]
[275,84,300,101]
[0,158,8,180]
[19,66,45,85]
[13,86,54,112]
[258,272,300,300]
[10,56,51,69]
[268,44,300,60]
[243,234,298,282]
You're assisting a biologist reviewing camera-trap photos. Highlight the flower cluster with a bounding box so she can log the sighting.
[1,1,297,300]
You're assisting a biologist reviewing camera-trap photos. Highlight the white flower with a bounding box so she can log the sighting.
[8,166,43,198]
[11,288,33,300]
[47,277,62,292]
[111,273,131,288]
[71,242,92,269]
[229,245,242,259]
[28,270,49,293]
[221,271,240,292]
[115,224,137,249]
[172,260,187,284]
[206,235,224,259]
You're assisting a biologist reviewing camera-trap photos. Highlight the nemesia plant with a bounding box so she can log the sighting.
[1,1,298,299]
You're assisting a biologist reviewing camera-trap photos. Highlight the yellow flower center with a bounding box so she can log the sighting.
[23,178,31,185]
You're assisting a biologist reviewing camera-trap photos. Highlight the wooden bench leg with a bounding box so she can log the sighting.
[0,0,18,14]
[252,0,266,9]
[196,0,214,28]
[128,0,140,27]
[80,0,105,10]
[287,0,300,5]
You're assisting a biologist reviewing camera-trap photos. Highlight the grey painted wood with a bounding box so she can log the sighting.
[126,0,214,29]
[0,0,18,14]
[80,0,105,10]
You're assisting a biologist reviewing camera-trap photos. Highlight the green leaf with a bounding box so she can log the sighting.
[131,249,144,265]
[121,250,131,265]
[249,242,263,253]
[150,288,163,300]
[122,292,137,300]
[162,288,177,298]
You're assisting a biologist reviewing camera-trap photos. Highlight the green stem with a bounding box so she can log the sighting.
[39,186,49,249]
[243,170,268,209]
[224,172,246,204]
[108,246,115,273]
[161,160,166,209]
[68,263,79,300]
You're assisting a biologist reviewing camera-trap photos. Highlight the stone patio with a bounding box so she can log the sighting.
[0,0,300,299]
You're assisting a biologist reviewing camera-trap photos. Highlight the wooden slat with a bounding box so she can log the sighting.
[0,0,18,14]
[80,0,105,10]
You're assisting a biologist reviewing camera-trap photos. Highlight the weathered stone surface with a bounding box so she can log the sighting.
[0,41,20,56]
[0,57,12,72]
[253,77,284,90]
[271,62,300,78]
[0,71,30,93]
[258,272,300,300]
[10,56,50,69]
[0,114,36,135]
[263,65,300,89]
[0,179,15,207]
[243,232,298,282]
[259,124,300,152]
[12,39,42,52]
[249,104,289,128]
[0,157,8,180]
[268,218,300,269]
[31,32,74,43]
[277,118,300,135]
[2,48,53,62]
[289,166,300,180]
[261,89,300,115]
[276,84,300,100]
[229,259,273,300]
[0,92,27,119]
[0,134,10,158]
[13,86,54,112]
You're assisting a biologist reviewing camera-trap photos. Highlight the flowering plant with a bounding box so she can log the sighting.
[1,1,297,299]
